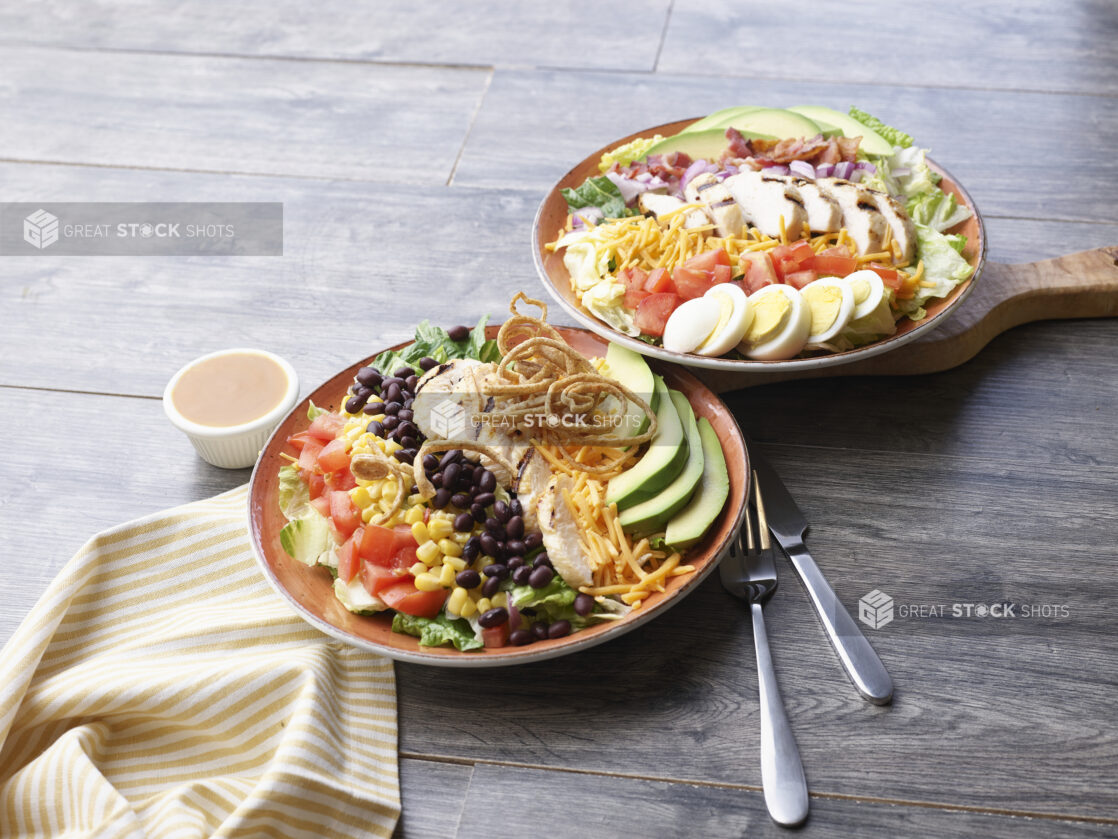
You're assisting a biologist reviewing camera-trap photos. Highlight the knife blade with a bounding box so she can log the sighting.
[746,434,894,705]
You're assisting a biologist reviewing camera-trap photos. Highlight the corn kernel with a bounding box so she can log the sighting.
[408,493,423,506]
[428,519,453,540]
[409,562,427,577]
[384,439,402,455]
[414,572,442,592]
[477,597,491,614]
[444,556,466,572]
[360,506,377,524]
[417,543,440,566]
[350,486,372,509]
[438,538,462,557]
[404,506,424,525]
[451,531,471,545]
[376,438,387,452]
[438,563,456,587]
[492,591,508,608]
[459,597,478,619]
[447,586,469,616]
[411,522,430,544]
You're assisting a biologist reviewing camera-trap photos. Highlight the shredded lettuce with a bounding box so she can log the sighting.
[279,513,332,566]
[278,464,310,519]
[391,612,483,651]
[894,224,975,320]
[306,400,328,421]
[598,135,663,173]
[372,314,500,376]
[561,175,636,220]
[558,233,639,337]
[849,107,914,149]
[510,576,592,628]
[907,190,972,233]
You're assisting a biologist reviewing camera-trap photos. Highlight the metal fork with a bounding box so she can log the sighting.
[721,471,810,827]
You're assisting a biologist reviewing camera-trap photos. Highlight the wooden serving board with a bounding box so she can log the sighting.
[698,245,1118,393]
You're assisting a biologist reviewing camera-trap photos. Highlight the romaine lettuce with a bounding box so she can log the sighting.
[391,612,483,651]
[895,224,975,320]
[278,463,310,519]
[561,175,636,220]
[849,107,914,149]
[372,313,500,376]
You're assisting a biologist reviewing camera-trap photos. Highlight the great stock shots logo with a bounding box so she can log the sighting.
[858,590,895,629]
[23,209,59,249]
[430,400,467,439]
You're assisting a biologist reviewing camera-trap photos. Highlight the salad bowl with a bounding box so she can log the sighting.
[247,325,749,667]
[532,117,987,373]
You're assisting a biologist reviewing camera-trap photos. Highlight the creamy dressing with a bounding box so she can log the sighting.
[171,351,288,427]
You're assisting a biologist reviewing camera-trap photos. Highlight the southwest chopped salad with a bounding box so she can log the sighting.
[276,295,728,651]
[546,106,976,359]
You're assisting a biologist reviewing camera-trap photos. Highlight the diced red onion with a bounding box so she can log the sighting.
[605,171,646,204]
[681,159,718,192]
[849,169,865,183]
[761,165,790,176]
[634,172,653,184]
[833,162,855,180]
[815,163,834,178]
[855,162,877,173]
[789,160,815,179]
[573,207,603,227]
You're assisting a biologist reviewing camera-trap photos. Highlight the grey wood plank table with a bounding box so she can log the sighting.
[1,3,1116,836]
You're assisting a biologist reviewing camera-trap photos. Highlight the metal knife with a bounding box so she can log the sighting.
[745,435,894,705]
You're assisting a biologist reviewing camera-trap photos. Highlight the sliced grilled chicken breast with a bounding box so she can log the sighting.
[865,189,916,264]
[638,192,710,229]
[725,170,807,240]
[814,178,889,255]
[537,474,593,588]
[788,177,842,233]
[684,173,746,237]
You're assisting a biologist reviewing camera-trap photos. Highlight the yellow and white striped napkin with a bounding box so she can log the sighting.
[0,486,400,838]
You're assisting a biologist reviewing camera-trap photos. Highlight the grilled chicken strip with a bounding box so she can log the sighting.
[787,177,842,233]
[864,188,916,264]
[814,177,889,255]
[638,192,710,229]
[537,473,593,588]
[684,173,746,238]
[724,170,807,240]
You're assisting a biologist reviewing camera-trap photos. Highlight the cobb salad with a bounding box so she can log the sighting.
[546,105,976,360]
[276,295,728,652]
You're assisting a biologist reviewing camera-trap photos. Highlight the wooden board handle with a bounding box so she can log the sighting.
[700,245,1118,392]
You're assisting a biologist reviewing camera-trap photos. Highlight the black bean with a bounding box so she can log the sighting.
[477,470,497,493]
[418,356,438,371]
[506,515,524,540]
[483,563,508,579]
[509,498,523,518]
[509,628,533,646]
[354,385,373,401]
[393,366,414,380]
[531,621,549,641]
[479,532,500,557]
[400,436,418,451]
[397,421,418,439]
[451,493,472,509]
[503,539,524,557]
[442,463,460,489]
[356,367,381,388]
[447,325,470,342]
[383,402,400,416]
[381,376,403,389]
[422,453,440,472]
[482,576,501,598]
[395,449,415,464]
[473,492,495,509]
[455,569,481,589]
[345,394,367,414]
[383,383,401,403]
[548,620,572,639]
[524,532,543,551]
[512,565,532,585]
[506,556,524,570]
[532,553,551,569]
[397,408,414,422]
[405,374,419,391]
[471,503,487,524]
[381,415,399,431]
[479,607,509,628]
[574,593,595,616]
[431,473,444,488]
[363,401,385,415]
[403,397,414,409]
[463,536,481,561]
[529,566,554,588]
[454,512,474,532]
[493,500,510,523]
[366,420,385,437]
[439,449,462,468]
[432,488,451,509]
[485,517,504,535]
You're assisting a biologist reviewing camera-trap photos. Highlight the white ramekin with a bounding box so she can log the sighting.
[163,348,300,469]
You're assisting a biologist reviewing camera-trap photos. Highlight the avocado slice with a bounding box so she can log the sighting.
[640,127,749,162]
[279,513,332,566]
[664,417,729,550]
[787,105,893,156]
[604,342,657,437]
[618,391,704,535]
[606,375,688,511]
[681,105,766,135]
[729,107,823,140]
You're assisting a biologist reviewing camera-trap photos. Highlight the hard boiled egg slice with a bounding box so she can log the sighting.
[801,277,855,346]
[694,283,753,357]
[845,269,887,321]
[738,284,811,360]
[663,297,723,354]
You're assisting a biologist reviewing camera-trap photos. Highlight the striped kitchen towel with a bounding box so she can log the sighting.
[0,486,399,838]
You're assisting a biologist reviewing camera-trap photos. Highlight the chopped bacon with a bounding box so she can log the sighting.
[835,135,861,162]
[725,127,753,159]
[751,134,830,164]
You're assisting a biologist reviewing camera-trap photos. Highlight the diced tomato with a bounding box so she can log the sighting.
[329,490,361,540]
[712,263,732,284]
[380,580,448,618]
[618,266,648,292]
[361,561,411,596]
[286,430,318,452]
[643,266,674,294]
[297,440,324,472]
[740,252,778,293]
[818,246,854,258]
[325,468,356,492]
[867,263,903,290]
[337,530,363,583]
[306,472,327,500]
[316,438,350,473]
[391,544,420,571]
[624,288,651,310]
[682,248,731,272]
[804,253,857,278]
[359,524,398,566]
[481,624,510,648]
[310,495,331,518]
[392,524,416,549]
[783,269,819,289]
[770,240,814,279]
[672,266,717,300]
[633,293,681,338]
[307,412,345,442]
